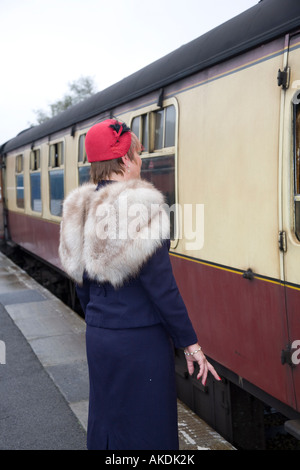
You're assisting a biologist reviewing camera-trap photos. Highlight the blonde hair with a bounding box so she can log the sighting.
[90,132,141,183]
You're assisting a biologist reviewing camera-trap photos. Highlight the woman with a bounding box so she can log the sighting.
[59,119,220,450]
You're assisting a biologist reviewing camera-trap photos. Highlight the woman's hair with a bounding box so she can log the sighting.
[90,132,141,183]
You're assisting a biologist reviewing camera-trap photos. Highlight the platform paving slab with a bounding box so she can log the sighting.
[0,303,87,450]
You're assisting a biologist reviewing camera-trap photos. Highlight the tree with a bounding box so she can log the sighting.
[32,76,97,125]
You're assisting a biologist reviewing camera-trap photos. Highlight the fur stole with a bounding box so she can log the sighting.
[59,179,170,287]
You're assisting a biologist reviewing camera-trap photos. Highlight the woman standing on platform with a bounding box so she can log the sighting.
[59,119,220,450]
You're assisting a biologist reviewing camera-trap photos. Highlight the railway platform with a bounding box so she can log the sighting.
[0,251,235,451]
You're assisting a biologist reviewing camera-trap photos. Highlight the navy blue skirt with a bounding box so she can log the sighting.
[86,324,179,450]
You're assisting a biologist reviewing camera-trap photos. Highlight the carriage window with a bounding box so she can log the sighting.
[294,101,300,240]
[30,149,40,171]
[49,142,64,216]
[131,114,149,152]
[132,103,177,239]
[141,155,176,238]
[154,105,176,150]
[49,170,64,216]
[78,134,91,185]
[30,149,42,212]
[141,156,175,206]
[15,154,24,209]
[142,115,149,152]
[154,110,164,149]
[131,117,139,139]
[165,105,176,147]
[16,154,23,173]
[132,105,175,153]
[49,142,64,167]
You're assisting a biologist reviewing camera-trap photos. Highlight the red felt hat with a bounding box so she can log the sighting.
[85,119,132,163]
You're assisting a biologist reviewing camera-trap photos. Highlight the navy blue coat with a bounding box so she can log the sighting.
[76,240,197,349]
[76,241,198,449]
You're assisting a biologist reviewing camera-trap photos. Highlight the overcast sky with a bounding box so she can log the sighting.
[0,0,258,144]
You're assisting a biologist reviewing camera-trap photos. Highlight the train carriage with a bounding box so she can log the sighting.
[1,0,300,448]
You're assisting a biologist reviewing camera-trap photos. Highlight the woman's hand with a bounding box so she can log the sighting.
[184,343,221,386]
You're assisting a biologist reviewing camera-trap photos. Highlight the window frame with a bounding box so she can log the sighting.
[130,98,179,247]
[29,148,42,214]
[48,139,65,218]
[293,94,300,241]
[15,154,25,210]
[77,132,91,185]
[49,141,64,168]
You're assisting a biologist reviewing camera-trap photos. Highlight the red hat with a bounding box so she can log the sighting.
[85,119,132,162]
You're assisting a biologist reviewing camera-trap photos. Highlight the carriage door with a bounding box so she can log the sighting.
[281,32,300,413]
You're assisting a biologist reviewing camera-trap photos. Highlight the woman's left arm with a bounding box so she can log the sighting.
[139,241,198,348]
[139,241,221,384]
